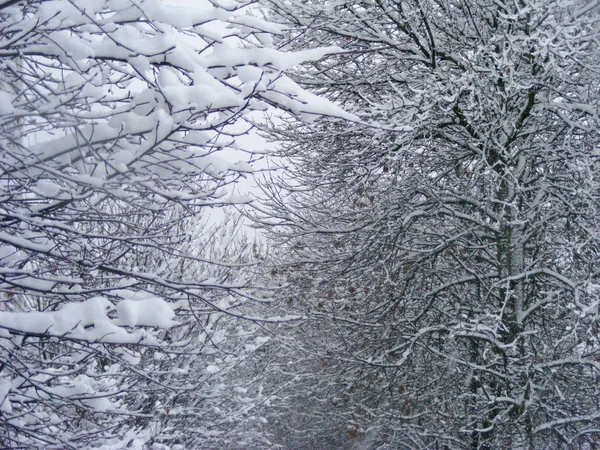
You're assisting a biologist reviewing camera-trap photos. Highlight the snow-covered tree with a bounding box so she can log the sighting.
[260,0,600,448]
[127,213,280,449]
[0,0,346,448]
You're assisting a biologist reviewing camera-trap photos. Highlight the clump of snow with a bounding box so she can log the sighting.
[205,364,220,374]
[46,375,112,412]
[115,297,176,328]
[0,296,176,344]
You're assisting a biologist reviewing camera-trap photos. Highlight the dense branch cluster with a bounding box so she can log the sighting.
[258,0,600,448]
[0,0,599,448]
[0,0,341,448]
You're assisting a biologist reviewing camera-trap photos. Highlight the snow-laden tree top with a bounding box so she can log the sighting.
[0,0,348,448]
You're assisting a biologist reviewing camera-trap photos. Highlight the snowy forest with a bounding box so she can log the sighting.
[0,0,599,449]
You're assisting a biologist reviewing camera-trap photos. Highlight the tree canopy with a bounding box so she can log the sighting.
[1,0,600,448]
[0,0,344,448]
[259,0,600,448]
